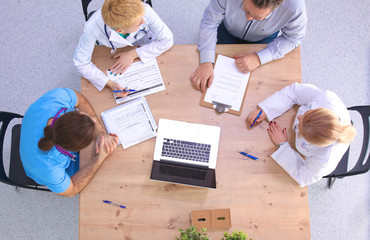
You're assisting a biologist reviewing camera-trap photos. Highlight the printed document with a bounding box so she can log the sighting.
[107,59,165,104]
[101,97,157,149]
[204,55,251,112]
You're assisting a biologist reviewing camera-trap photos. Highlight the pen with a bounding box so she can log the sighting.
[250,110,263,128]
[116,83,163,100]
[113,89,137,93]
[102,200,126,209]
[239,151,258,160]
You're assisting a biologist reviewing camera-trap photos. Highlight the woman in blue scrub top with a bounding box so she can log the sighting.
[20,88,119,197]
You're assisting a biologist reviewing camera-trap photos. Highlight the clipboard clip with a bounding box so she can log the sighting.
[212,101,231,113]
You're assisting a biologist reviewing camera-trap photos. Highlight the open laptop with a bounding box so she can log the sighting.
[150,118,221,189]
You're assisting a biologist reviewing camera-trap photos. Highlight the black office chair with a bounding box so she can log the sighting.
[0,111,50,191]
[81,0,153,21]
[323,106,370,189]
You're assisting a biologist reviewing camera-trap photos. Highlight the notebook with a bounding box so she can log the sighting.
[150,119,221,189]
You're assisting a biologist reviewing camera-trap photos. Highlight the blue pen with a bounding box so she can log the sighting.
[239,151,258,160]
[250,109,263,128]
[113,89,137,93]
[102,200,126,209]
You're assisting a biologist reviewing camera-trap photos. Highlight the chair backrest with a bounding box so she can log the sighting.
[324,106,370,178]
[0,111,50,191]
[81,0,153,21]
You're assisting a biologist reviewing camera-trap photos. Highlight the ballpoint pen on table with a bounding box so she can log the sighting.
[250,109,263,128]
[238,151,258,160]
[113,89,137,93]
[102,200,126,209]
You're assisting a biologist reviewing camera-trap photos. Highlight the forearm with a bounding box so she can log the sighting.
[67,155,105,197]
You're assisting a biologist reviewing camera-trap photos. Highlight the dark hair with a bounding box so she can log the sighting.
[38,111,96,152]
[252,0,284,9]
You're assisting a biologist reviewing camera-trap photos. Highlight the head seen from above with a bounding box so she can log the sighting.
[297,108,356,147]
[102,0,145,34]
[38,111,96,152]
[242,0,284,21]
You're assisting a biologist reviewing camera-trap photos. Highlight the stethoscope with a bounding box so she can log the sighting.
[51,108,77,161]
[104,24,148,52]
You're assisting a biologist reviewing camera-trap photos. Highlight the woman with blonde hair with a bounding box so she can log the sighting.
[73,0,173,99]
[247,83,356,187]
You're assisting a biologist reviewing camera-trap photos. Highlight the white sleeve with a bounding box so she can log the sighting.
[271,142,331,187]
[135,5,174,63]
[73,27,109,92]
[258,83,324,121]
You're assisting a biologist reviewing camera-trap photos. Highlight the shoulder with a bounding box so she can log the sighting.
[42,88,77,100]
[280,0,306,13]
[84,9,103,34]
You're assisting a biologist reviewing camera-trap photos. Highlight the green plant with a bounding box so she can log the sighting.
[222,230,251,240]
[175,226,210,240]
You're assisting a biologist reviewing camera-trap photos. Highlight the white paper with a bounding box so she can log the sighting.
[106,59,165,104]
[204,55,251,112]
[101,97,157,149]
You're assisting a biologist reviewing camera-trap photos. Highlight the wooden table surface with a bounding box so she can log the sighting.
[80,45,309,240]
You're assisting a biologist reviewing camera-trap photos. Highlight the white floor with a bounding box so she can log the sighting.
[0,1,369,239]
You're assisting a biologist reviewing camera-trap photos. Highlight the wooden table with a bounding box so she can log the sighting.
[80,45,309,240]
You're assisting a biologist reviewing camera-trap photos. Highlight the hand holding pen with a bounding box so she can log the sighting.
[106,80,130,98]
[247,109,266,128]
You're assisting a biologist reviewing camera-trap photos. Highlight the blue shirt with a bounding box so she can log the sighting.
[20,88,78,193]
[198,0,307,65]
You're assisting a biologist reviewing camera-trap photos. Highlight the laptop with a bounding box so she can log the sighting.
[150,118,221,189]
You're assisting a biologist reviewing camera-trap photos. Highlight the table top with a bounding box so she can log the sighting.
[80,45,309,240]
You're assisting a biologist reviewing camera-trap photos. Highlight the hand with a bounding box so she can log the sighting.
[95,133,119,157]
[190,62,214,93]
[234,52,261,73]
[109,49,138,75]
[267,121,288,147]
[106,80,130,98]
[246,109,266,127]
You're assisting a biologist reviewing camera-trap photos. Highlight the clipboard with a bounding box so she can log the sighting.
[200,54,251,116]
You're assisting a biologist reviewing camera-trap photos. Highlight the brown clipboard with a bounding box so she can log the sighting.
[200,54,251,116]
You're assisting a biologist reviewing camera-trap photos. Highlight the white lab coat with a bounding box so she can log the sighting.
[258,83,351,187]
[73,3,173,91]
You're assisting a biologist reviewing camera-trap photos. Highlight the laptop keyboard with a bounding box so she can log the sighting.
[159,164,207,180]
[161,138,211,163]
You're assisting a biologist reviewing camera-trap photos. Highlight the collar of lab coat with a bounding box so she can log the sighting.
[106,26,133,46]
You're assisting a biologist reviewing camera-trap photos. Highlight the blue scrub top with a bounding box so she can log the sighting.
[20,88,79,193]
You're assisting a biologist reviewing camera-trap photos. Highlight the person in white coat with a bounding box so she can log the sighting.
[73,0,173,98]
[247,83,356,187]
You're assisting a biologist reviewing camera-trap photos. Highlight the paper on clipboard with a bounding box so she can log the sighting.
[204,55,251,112]
[101,97,157,149]
[107,59,166,104]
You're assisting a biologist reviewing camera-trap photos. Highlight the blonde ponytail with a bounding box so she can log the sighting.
[337,124,356,144]
[301,108,356,147]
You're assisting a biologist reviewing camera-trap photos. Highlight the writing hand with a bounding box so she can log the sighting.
[106,80,129,98]
[246,109,266,127]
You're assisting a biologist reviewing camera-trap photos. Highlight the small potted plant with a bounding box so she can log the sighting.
[222,230,251,240]
[175,226,210,240]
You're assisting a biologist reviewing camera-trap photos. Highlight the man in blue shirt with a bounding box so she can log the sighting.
[191,0,307,92]
[20,88,119,197]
